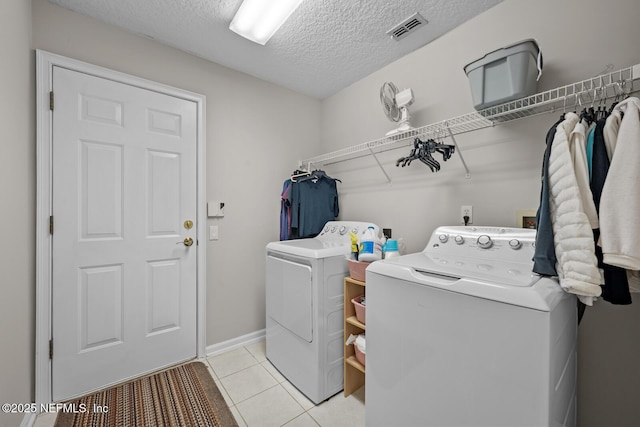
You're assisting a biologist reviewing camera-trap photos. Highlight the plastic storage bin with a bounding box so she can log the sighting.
[355,344,366,366]
[352,295,366,324]
[464,39,542,110]
[348,259,371,282]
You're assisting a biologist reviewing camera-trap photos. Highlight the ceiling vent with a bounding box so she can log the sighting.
[386,12,427,41]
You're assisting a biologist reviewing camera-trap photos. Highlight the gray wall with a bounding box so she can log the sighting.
[318,0,640,425]
[0,1,33,426]
[2,0,639,426]
[2,1,320,425]
[31,0,321,348]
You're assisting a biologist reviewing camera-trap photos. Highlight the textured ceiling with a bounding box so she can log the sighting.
[50,0,503,99]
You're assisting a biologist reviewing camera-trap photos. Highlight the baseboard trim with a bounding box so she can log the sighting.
[20,412,37,427]
[206,329,265,357]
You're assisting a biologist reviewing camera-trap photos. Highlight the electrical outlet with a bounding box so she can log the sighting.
[461,205,473,225]
[383,228,392,239]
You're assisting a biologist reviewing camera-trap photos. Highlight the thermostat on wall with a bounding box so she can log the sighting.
[208,201,225,217]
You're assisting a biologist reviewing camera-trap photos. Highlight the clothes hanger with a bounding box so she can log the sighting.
[608,81,624,115]
[594,80,607,120]
[419,152,440,172]
[296,169,341,184]
[290,169,311,182]
[396,138,420,167]
[434,142,455,161]
[426,134,455,162]
[310,169,326,183]
[311,169,330,179]
[398,137,457,172]
[596,85,608,120]
[577,91,593,125]
[560,93,570,120]
[588,88,598,121]
[418,139,441,172]
[396,137,454,172]
[290,161,313,182]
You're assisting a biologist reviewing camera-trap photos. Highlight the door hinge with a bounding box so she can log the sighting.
[49,339,53,359]
[49,216,54,235]
[49,91,54,111]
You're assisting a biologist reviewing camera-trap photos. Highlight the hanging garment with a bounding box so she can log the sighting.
[600,97,640,270]
[603,109,622,160]
[547,112,602,305]
[586,126,596,181]
[290,171,339,239]
[280,179,292,240]
[590,118,631,305]
[590,119,610,210]
[533,116,564,276]
[627,270,640,293]
[569,120,598,229]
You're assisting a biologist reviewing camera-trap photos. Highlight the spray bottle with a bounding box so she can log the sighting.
[349,231,359,260]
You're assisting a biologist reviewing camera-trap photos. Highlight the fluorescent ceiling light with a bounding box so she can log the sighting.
[229,0,304,45]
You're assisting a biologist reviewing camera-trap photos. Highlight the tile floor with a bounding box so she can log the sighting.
[208,340,365,427]
[34,339,366,427]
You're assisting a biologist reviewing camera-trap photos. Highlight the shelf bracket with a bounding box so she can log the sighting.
[369,148,392,183]
[445,123,471,179]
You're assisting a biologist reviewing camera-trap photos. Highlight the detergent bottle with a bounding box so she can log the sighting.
[359,226,382,262]
[383,239,400,259]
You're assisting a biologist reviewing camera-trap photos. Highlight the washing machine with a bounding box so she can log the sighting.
[266,220,380,404]
[366,226,577,427]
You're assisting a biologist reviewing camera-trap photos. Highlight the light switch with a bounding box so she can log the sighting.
[209,225,219,240]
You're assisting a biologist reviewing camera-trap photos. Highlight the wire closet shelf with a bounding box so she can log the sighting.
[300,63,640,174]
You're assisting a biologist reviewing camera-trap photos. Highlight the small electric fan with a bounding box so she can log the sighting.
[380,81,415,135]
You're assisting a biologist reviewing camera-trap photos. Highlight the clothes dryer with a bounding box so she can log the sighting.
[266,221,380,404]
[366,226,577,427]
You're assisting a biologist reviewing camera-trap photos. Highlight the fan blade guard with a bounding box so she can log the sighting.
[380,82,400,122]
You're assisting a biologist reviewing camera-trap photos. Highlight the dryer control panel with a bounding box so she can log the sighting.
[317,221,381,244]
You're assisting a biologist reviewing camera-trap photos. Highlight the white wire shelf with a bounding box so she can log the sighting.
[301,63,640,174]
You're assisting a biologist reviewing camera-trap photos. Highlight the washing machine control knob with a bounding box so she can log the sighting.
[438,234,449,243]
[331,226,337,233]
[339,226,347,235]
[509,239,522,250]
[477,235,493,249]
[454,235,465,245]
[324,225,330,233]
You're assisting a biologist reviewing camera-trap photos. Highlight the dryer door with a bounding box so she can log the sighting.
[266,254,313,342]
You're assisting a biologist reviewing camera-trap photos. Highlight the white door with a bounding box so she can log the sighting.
[51,66,198,401]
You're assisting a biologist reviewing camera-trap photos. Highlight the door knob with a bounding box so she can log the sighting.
[177,237,194,247]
